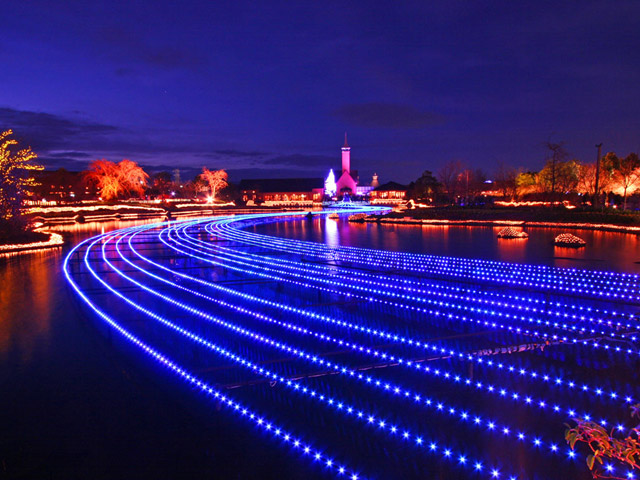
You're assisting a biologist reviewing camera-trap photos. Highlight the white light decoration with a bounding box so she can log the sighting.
[325,169,337,197]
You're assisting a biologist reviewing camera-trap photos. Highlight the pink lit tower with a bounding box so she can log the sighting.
[341,132,350,173]
[336,132,358,194]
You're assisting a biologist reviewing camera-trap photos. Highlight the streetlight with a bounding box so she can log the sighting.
[594,143,602,208]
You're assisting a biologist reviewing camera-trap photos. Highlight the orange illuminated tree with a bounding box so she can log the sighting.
[610,152,640,210]
[0,129,42,226]
[566,404,640,479]
[201,168,228,201]
[84,159,148,201]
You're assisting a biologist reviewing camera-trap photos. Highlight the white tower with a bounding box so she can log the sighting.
[371,173,379,188]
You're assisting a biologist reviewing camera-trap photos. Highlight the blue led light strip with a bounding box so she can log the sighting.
[198,217,640,356]
[106,228,569,460]
[64,227,366,480]
[209,214,640,300]
[171,222,633,351]
[193,220,640,330]
[185,222,640,333]
[64,212,640,480]
[88,230,521,478]
[150,222,637,408]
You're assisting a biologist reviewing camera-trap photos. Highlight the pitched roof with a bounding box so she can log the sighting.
[238,178,324,193]
[374,181,409,191]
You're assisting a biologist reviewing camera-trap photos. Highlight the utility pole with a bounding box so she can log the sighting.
[594,143,602,208]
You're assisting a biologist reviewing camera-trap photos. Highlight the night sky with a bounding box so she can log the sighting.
[2,1,639,183]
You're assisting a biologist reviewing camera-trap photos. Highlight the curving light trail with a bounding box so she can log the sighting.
[65,210,640,480]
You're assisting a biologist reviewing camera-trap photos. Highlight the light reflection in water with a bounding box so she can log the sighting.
[324,218,339,248]
[260,220,640,273]
[0,248,61,361]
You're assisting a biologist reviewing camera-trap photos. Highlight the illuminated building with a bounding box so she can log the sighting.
[240,134,373,204]
[370,181,408,204]
[238,178,324,206]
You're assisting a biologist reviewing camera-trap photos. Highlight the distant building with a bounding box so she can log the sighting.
[370,181,408,204]
[32,169,98,201]
[371,173,380,188]
[238,178,324,206]
[239,134,375,205]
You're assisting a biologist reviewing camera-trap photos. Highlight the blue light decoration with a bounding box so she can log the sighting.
[64,209,640,480]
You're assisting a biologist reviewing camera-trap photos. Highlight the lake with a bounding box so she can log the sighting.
[2,213,639,479]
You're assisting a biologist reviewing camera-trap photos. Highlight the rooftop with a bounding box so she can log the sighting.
[238,178,323,193]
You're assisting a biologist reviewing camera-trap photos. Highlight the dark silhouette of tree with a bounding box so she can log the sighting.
[438,160,464,203]
[542,142,569,199]
[494,162,518,200]
[462,168,487,201]
[152,171,173,196]
[409,170,441,201]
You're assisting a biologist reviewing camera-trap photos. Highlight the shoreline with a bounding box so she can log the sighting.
[27,205,304,226]
[0,230,64,254]
[351,215,640,235]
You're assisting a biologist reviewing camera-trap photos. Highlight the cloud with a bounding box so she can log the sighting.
[196,149,270,159]
[0,107,119,151]
[224,167,325,181]
[262,153,336,167]
[46,150,93,159]
[0,107,338,178]
[98,27,204,71]
[333,103,444,128]
[114,67,135,76]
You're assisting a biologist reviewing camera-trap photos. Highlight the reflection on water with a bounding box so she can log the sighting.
[258,216,640,273]
[0,248,62,362]
[324,218,339,248]
[0,218,174,362]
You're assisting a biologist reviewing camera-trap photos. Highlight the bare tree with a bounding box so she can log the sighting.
[494,162,518,199]
[437,160,464,203]
[576,162,597,196]
[542,142,570,198]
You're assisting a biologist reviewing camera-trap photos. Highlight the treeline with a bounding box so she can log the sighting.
[409,143,640,210]
[36,159,234,203]
[84,159,231,202]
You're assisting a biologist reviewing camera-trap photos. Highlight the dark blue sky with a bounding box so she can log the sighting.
[2,1,639,183]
